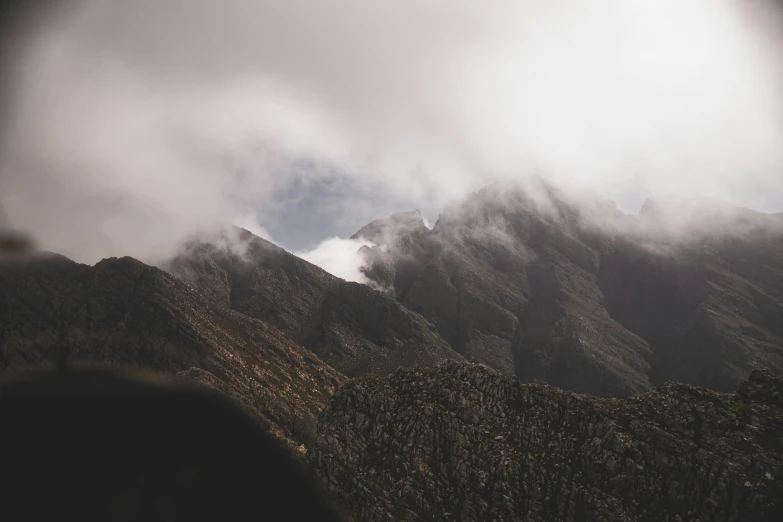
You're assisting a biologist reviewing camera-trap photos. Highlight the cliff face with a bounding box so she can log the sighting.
[354,182,783,396]
[312,361,783,522]
[165,228,462,377]
[0,253,344,444]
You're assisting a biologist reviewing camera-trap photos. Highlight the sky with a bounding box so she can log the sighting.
[0,0,782,271]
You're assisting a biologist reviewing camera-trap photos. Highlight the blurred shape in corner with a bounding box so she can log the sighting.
[0,201,37,258]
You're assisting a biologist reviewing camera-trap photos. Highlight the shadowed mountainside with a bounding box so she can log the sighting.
[353,181,783,397]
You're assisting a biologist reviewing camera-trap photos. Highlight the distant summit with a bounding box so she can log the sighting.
[351,209,428,247]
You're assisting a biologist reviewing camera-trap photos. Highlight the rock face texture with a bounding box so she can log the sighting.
[166,228,462,377]
[0,253,344,444]
[312,361,783,522]
[355,181,783,396]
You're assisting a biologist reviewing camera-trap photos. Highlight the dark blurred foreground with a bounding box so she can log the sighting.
[0,368,343,521]
[0,229,35,256]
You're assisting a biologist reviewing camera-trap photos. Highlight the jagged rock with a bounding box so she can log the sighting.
[311,361,783,521]
[738,369,783,408]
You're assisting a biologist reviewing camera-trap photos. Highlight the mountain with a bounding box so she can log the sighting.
[165,228,462,377]
[2,182,782,521]
[353,181,783,396]
[311,361,783,521]
[0,252,344,445]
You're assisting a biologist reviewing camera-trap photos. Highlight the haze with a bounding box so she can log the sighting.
[0,0,781,278]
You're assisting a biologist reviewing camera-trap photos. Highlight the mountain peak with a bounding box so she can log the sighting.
[351,209,429,248]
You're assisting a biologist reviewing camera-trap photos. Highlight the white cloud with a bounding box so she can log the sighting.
[0,0,781,263]
[294,237,375,283]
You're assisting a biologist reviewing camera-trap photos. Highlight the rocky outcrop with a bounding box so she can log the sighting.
[166,227,462,377]
[311,361,783,521]
[0,253,345,444]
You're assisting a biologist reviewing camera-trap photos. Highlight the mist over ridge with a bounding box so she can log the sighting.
[0,0,782,271]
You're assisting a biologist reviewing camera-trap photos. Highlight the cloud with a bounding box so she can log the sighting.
[0,0,782,266]
[233,211,274,244]
[294,237,375,284]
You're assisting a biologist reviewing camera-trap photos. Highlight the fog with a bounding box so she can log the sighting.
[294,237,375,284]
[1,0,782,278]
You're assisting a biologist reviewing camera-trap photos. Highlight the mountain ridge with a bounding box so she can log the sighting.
[354,182,783,396]
[164,227,464,377]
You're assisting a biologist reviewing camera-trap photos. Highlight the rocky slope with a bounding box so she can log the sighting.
[165,228,462,377]
[354,181,783,396]
[0,252,344,444]
[311,361,783,522]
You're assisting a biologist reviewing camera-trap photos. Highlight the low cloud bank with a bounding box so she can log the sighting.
[1,0,781,265]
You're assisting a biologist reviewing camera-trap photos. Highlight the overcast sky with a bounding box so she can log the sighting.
[1,0,782,264]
